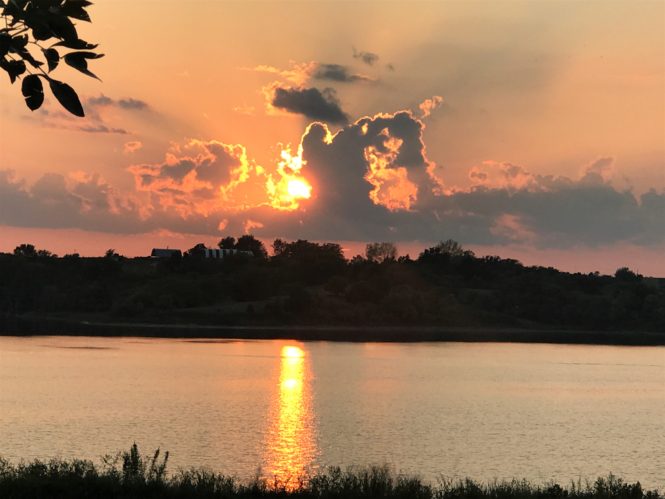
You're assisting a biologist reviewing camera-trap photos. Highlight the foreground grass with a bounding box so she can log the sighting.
[0,445,660,499]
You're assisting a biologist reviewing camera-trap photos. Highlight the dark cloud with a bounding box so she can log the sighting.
[313,64,370,83]
[0,168,232,236]
[87,95,149,111]
[27,94,146,135]
[271,86,349,124]
[87,95,114,107]
[248,113,665,247]
[26,108,129,135]
[352,47,379,66]
[0,170,147,233]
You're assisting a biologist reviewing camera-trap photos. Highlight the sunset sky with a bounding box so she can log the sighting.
[1,0,663,274]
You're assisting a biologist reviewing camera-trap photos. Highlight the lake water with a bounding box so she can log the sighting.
[0,337,663,488]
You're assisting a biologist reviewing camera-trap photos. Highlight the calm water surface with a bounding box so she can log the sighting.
[0,337,663,488]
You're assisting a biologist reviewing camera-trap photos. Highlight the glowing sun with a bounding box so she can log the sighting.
[287,178,312,199]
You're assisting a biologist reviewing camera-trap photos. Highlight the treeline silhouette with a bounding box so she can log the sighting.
[0,444,659,499]
[1,238,664,333]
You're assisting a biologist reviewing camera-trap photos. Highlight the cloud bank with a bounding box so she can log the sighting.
[2,109,663,249]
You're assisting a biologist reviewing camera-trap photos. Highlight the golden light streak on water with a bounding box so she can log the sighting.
[264,344,317,488]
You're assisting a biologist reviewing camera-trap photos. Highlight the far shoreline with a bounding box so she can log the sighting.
[1,315,664,346]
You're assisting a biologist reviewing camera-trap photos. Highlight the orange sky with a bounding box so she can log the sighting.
[0,1,664,274]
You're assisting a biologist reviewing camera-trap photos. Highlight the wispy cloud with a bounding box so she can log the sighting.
[123,141,143,154]
[313,63,373,83]
[247,61,372,85]
[87,95,150,111]
[352,47,380,66]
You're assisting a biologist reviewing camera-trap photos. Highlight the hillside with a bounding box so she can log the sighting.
[1,239,664,338]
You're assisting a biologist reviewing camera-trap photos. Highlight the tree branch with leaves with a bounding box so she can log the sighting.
[0,0,102,117]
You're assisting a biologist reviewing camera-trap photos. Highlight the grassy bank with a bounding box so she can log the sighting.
[0,446,660,499]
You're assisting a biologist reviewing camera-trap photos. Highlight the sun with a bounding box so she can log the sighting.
[267,145,313,210]
[287,178,312,199]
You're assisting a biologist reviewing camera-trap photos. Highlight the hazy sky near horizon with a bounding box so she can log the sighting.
[1,1,664,273]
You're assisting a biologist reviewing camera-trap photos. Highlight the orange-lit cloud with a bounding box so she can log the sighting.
[465,157,618,194]
[128,140,249,218]
[468,161,541,191]
[243,219,264,233]
[248,62,316,85]
[128,138,313,222]
[490,213,538,244]
[123,141,143,154]
[418,95,444,118]
[364,131,418,211]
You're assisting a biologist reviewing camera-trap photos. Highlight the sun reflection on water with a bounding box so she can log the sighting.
[264,344,317,487]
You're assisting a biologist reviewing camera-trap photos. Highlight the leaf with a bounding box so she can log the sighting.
[43,47,59,71]
[21,74,44,110]
[2,0,26,17]
[49,79,84,117]
[32,24,53,41]
[23,5,52,40]
[9,34,28,51]
[47,13,78,42]
[52,38,97,50]
[18,48,44,68]
[65,8,91,22]
[62,0,93,7]
[0,58,26,83]
[64,50,103,79]
[0,34,10,58]
[61,0,92,22]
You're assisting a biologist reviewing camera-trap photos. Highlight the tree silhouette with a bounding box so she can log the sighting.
[235,234,267,259]
[12,243,54,257]
[1,0,102,116]
[365,242,397,263]
[104,248,120,259]
[1,241,664,331]
[218,236,236,250]
[13,243,36,257]
[615,267,641,282]
[418,239,474,261]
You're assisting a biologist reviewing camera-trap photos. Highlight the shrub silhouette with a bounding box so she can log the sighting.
[0,446,661,498]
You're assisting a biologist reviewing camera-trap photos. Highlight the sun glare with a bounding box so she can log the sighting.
[282,345,305,359]
[267,146,313,211]
[287,178,312,199]
[265,343,316,488]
